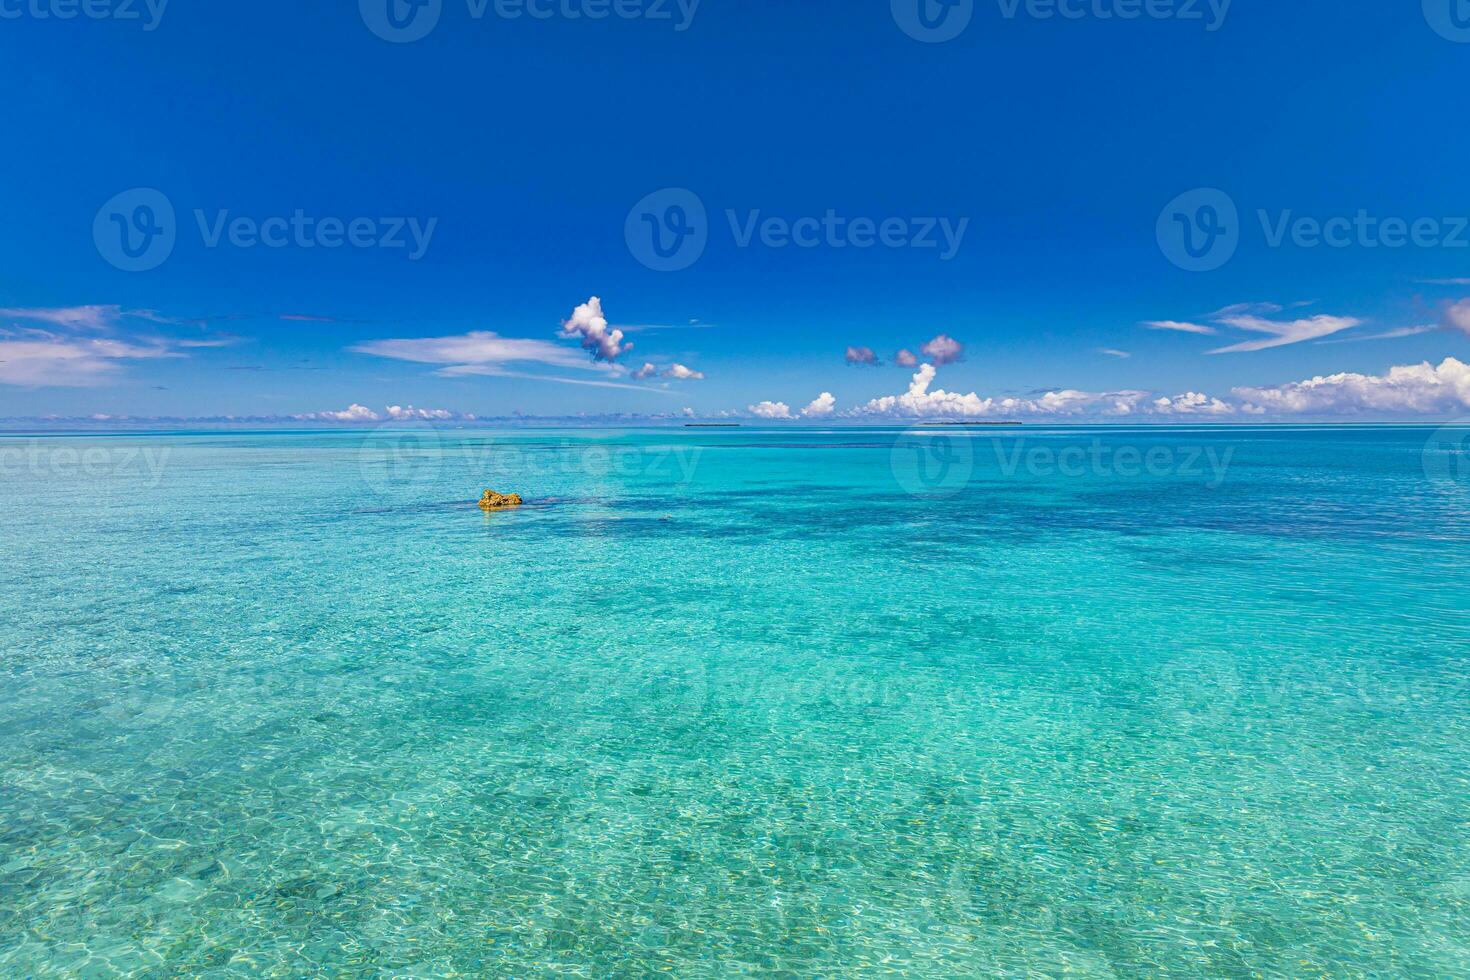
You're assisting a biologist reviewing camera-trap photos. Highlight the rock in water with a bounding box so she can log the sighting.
[478,489,523,511]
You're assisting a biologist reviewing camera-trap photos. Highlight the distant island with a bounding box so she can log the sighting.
[919,420,1021,426]
[686,423,742,427]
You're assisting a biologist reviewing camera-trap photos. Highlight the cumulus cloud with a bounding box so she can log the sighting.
[920,333,964,365]
[292,404,473,422]
[1144,320,1218,335]
[1443,300,1470,337]
[633,362,704,381]
[802,392,836,417]
[386,405,468,420]
[1233,358,1470,415]
[1151,392,1235,415]
[297,403,381,422]
[857,364,1150,418]
[895,348,918,367]
[1208,314,1362,354]
[845,345,879,366]
[749,400,793,419]
[559,296,630,363]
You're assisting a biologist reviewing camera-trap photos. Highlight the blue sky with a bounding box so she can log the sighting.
[3,0,1469,420]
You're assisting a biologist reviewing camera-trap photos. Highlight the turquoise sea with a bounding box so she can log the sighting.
[3,424,1470,976]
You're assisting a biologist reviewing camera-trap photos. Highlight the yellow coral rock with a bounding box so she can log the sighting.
[478,490,523,511]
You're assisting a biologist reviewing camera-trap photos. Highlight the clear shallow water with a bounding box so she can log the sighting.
[3,424,1470,976]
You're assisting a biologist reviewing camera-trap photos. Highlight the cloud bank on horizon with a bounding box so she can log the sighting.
[749,357,1470,421]
[5,293,1470,421]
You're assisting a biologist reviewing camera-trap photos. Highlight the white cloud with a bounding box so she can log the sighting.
[920,333,964,365]
[894,348,917,367]
[1233,358,1470,415]
[1317,325,1437,345]
[1144,320,1218,335]
[0,305,233,386]
[802,392,836,417]
[352,331,595,372]
[1208,314,1362,353]
[296,403,381,422]
[0,334,177,387]
[1443,300,1470,337]
[749,400,793,419]
[633,361,704,381]
[1097,348,1131,359]
[1207,301,1287,318]
[845,345,878,365]
[1151,391,1235,415]
[0,305,129,332]
[559,296,631,362]
[386,405,464,420]
[1419,278,1470,286]
[857,364,1150,418]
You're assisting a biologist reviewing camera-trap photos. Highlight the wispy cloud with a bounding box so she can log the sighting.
[1207,315,1362,353]
[1097,348,1132,358]
[435,364,666,392]
[0,305,233,386]
[1417,278,1470,286]
[0,335,179,386]
[0,305,131,332]
[1143,320,1218,335]
[351,331,602,373]
[1316,325,1437,345]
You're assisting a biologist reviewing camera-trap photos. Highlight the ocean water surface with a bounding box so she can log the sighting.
[3,424,1470,976]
